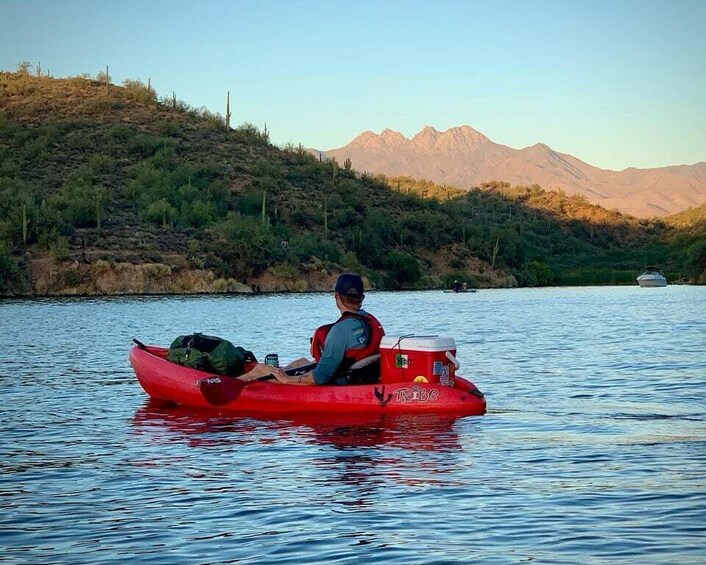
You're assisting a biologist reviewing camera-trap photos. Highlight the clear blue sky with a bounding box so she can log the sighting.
[2,0,704,170]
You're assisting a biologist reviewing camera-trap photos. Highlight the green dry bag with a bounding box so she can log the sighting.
[167,333,257,376]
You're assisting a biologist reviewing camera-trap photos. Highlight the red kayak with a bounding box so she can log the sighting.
[129,345,486,416]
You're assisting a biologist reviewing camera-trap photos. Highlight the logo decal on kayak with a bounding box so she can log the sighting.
[394,385,439,403]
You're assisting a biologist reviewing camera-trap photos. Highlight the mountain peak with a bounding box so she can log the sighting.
[345,125,491,152]
[411,125,440,144]
[346,128,406,150]
[379,128,407,144]
[409,125,489,151]
[522,142,554,155]
[529,142,550,150]
[350,130,377,142]
[440,125,489,149]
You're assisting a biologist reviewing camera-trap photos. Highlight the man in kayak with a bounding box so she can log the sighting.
[241,273,384,385]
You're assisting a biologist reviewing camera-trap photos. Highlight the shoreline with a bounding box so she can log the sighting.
[2,281,685,301]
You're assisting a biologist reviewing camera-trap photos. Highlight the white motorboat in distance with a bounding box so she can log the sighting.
[637,268,667,287]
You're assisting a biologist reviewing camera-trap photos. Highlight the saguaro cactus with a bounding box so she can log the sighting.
[491,237,500,269]
[22,204,30,246]
[323,197,328,239]
[225,91,231,130]
[95,188,104,232]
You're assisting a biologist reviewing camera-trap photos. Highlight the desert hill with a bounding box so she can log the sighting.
[1,69,705,295]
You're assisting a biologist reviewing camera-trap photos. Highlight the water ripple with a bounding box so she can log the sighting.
[2,287,705,563]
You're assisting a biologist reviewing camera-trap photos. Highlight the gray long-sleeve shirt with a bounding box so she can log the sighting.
[311,312,370,384]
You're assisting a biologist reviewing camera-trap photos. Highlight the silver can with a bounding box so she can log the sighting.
[264,353,279,368]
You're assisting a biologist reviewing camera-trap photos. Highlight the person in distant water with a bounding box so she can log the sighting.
[246,273,385,386]
[461,282,468,291]
[452,280,461,293]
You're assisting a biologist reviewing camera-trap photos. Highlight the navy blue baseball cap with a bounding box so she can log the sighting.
[334,273,365,299]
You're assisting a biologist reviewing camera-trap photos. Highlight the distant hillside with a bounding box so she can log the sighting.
[664,202,706,229]
[323,126,706,218]
[1,68,704,295]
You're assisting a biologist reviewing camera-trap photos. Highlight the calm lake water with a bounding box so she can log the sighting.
[1,286,705,564]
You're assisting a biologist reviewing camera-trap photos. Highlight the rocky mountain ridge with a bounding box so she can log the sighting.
[324,126,706,218]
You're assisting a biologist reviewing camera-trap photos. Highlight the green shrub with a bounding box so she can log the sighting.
[143,199,175,227]
[209,213,282,277]
[128,134,169,158]
[287,233,342,264]
[0,245,27,293]
[383,250,422,288]
[49,177,95,227]
[518,260,554,287]
[122,79,157,104]
[179,200,215,228]
[50,235,70,260]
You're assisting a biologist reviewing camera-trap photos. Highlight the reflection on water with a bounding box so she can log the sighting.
[129,399,474,536]
[132,399,465,453]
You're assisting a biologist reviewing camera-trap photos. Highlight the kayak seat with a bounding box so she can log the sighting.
[345,354,381,385]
